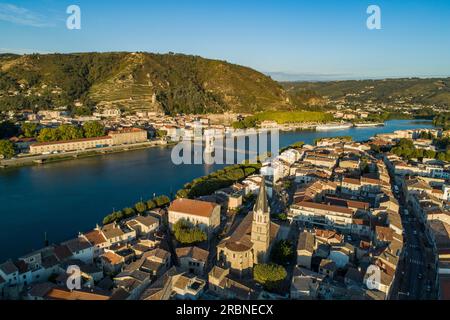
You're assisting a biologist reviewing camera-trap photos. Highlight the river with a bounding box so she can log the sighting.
[0,120,434,261]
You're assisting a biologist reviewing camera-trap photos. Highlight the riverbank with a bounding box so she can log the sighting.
[0,140,174,169]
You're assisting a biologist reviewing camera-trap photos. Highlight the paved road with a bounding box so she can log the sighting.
[393,185,437,300]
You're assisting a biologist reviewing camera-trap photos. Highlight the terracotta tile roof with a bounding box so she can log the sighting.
[376,226,394,242]
[173,275,191,290]
[343,177,361,186]
[176,246,209,263]
[28,282,56,298]
[31,136,112,147]
[210,266,228,280]
[108,128,145,135]
[0,260,18,275]
[319,259,336,272]
[297,232,315,253]
[53,245,73,261]
[314,229,344,244]
[225,241,253,252]
[101,251,124,265]
[145,248,171,261]
[101,223,125,239]
[169,199,219,218]
[46,288,110,300]
[296,201,353,216]
[83,230,108,246]
[62,237,92,253]
[325,196,370,210]
[134,215,159,227]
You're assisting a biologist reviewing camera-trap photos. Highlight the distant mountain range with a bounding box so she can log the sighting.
[0,52,449,116]
[282,78,450,106]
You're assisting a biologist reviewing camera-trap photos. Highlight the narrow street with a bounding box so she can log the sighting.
[391,181,438,300]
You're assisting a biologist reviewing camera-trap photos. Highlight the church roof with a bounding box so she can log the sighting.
[254,177,269,213]
[218,212,280,253]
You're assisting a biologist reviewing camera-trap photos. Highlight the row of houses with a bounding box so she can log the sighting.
[284,139,405,299]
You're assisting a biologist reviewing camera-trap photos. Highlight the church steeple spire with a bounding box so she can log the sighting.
[251,177,271,264]
[254,177,269,214]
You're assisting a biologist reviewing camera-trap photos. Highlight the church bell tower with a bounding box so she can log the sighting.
[251,177,271,264]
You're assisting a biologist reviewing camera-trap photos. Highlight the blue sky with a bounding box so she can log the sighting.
[0,0,449,80]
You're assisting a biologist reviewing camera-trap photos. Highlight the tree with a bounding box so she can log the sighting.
[146,199,157,210]
[123,207,135,218]
[173,219,207,244]
[154,195,170,207]
[135,201,147,214]
[38,128,60,142]
[103,210,124,225]
[21,123,38,138]
[156,130,167,138]
[424,150,436,159]
[437,153,447,161]
[253,264,287,291]
[83,121,105,138]
[0,139,15,159]
[57,124,83,141]
[270,240,294,266]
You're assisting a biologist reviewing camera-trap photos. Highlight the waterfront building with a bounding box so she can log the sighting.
[168,199,221,236]
[29,127,148,155]
[30,136,113,154]
[81,230,110,258]
[100,222,136,246]
[60,237,94,264]
[108,128,148,145]
[125,216,160,237]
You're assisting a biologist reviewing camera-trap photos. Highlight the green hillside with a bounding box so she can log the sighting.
[0,52,294,115]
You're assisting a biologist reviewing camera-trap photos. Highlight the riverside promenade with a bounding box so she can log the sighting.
[0,140,169,168]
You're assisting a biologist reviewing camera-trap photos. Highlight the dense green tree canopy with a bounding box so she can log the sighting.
[173,219,207,244]
[83,121,105,138]
[21,123,38,138]
[253,264,287,291]
[176,163,261,199]
[270,240,295,266]
[0,139,15,159]
[135,202,147,214]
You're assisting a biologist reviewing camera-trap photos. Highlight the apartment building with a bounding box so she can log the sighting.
[29,127,148,155]
[289,201,354,232]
